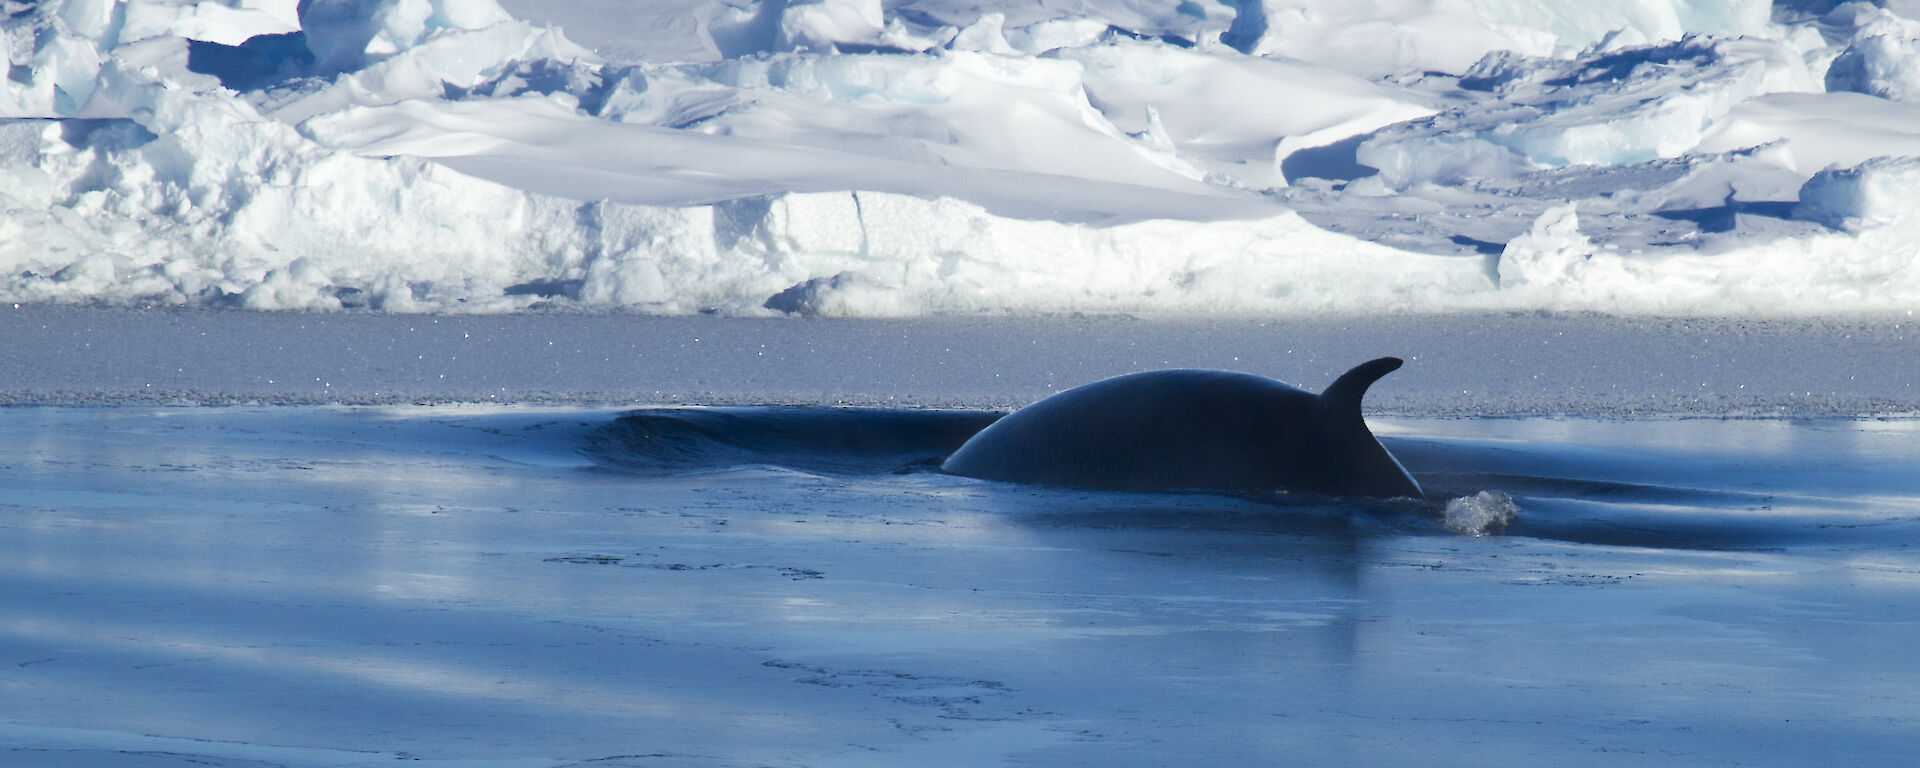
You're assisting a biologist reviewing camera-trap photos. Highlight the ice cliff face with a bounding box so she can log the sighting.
[2,0,1919,314]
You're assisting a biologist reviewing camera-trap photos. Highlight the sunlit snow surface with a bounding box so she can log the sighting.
[7,1,1920,765]
[5,0,1920,314]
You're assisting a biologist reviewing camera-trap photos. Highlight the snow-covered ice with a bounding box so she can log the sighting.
[7,1,1920,765]
[4,0,1920,314]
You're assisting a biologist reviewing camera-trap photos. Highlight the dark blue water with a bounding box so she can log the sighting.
[7,406,1918,767]
[583,407,1920,552]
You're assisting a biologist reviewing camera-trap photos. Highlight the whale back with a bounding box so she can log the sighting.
[941,369,1318,492]
[941,360,1421,498]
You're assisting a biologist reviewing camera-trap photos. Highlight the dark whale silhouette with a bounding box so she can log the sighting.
[941,358,1422,498]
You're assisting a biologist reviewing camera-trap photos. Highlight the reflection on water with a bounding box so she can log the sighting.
[1384,418,1920,551]
[3,407,1918,766]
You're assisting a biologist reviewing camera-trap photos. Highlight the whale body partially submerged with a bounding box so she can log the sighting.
[941,358,1422,499]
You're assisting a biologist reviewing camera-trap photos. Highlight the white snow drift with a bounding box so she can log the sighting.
[3,0,1920,314]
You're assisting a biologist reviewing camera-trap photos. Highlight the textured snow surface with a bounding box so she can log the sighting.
[4,0,1920,315]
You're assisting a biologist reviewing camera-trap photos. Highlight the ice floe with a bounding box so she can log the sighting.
[2,0,1919,314]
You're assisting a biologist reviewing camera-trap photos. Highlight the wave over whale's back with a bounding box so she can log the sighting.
[583,406,1004,476]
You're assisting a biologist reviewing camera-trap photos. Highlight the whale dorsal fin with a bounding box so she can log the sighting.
[1318,357,1403,423]
[1312,356,1422,498]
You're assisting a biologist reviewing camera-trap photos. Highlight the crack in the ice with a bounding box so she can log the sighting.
[543,554,825,579]
[762,659,1016,722]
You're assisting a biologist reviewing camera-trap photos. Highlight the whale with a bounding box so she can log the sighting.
[940,357,1422,498]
